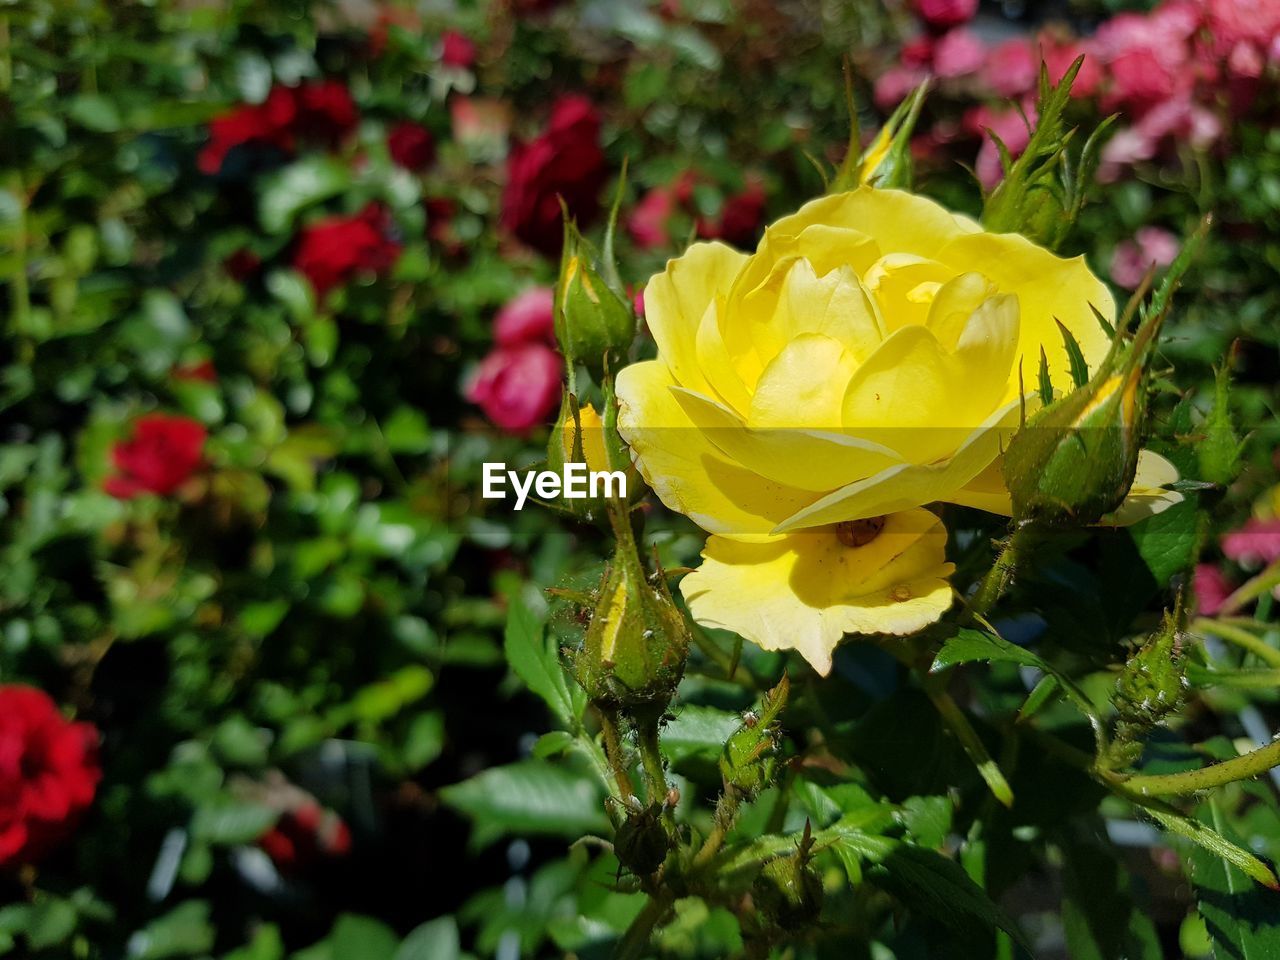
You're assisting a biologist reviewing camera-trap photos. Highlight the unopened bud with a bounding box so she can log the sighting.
[572,546,690,719]
[1116,604,1188,728]
[753,821,823,930]
[555,239,634,376]
[1197,361,1245,488]
[720,675,789,797]
[614,801,671,876]
[1003,310,1163,527]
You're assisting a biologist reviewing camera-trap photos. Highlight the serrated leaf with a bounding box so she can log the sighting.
[503,597,583,726]
[660,705,741,763]
[439,760,609,848]
[1189,798,1280,959]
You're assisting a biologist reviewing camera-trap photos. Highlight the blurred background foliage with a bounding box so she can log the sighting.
[2,0,1279,957]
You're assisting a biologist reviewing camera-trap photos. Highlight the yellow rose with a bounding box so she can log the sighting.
[615,186,1171,672]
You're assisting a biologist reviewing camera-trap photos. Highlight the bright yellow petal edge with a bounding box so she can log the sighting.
[679,509,955,676]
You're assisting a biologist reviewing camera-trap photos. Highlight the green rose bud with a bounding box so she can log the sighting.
[1115,604,1188,728]
[720,675,789,797]
[1002,305,1164,527]
[1197,361,1245,488]
[555,224,634,376]
[752,821,823,931]
[572,536,690,720]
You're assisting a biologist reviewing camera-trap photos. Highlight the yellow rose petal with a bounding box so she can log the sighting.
[681,509,955,675]
[1099,449,1184,526]
[615,359,815,538]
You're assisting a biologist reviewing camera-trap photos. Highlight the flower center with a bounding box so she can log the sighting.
[834,516,886,548]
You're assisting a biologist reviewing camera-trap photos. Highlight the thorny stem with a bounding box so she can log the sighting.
[925,675,1015,808]
[691,786,743,872]
[636,718,668,805]
[967,523,1036,622]
[599,710,636,802]
[1111,736,1280,796]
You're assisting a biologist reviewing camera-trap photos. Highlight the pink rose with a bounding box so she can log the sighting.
[1110,227,1181,289]
[440,30,476,69]
[1222,518,1280,569]
[982,39,1038,97]
[1037,33,1102,97]
[933,28,984,79]
[914,0,977,30]
[1194,564,1233,616]
[465,342,562,433]
[968,104,1036,189]
[874,65,929,111]
[494,287,556,347]
[628,185,678,251]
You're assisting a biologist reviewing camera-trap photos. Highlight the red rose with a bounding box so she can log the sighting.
[172,359,218,383]
[501,95,607,257]
[291,80,359,148]
[223,248,262,281]
[259,801,352,872]
[494,287,556,347]
[198,87,296,175]
[199,82,357,176]
[293,203,402,299]
[915,0,977,30]
[387,121,436,171]
[465,342,562,433]
[0,686,101,869]
[440,30,476,69]
[105,413,207,499]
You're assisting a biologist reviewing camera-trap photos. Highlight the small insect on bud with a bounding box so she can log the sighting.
[720,676,789,798]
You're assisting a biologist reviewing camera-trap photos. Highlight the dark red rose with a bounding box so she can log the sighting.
[440,30,476,69]
[293,203,402,299]
[501,95,607,257]
[259,801,352,872]
[198,87,297,175]
[465,342,562,433]
[105,413,207,499]
[697,179,767,249]
[424,196,460,253]
[387,121,437,171]
[291,80,359,148]
[0,685,101,869]
[223,248,262,281]
[199,82,357,176]
[172,359,218,383]
[494,287,556,347]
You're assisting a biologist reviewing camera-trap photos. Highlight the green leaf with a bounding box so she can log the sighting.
[1190,798,1280,959]
[1128,498,1198,584]
[933,628,1045,672]
[126,901,216,959]
[867,844,1028,947]
[396,917,460,960]
[294,915,399,960]
[259,158,352,235]
[191,801,277,846]
[1056,318,1091,388]
[1058,825,1163,960]
[503,597,583,726]
[440,760,609,848]
[661,705,741,763]
[220,924,283,960]
[24,898,77,950]
[897,795,953,850]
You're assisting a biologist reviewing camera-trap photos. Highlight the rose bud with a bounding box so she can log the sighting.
[554,225,635,377]
[752,822,823,931]
[719,675,789,798]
